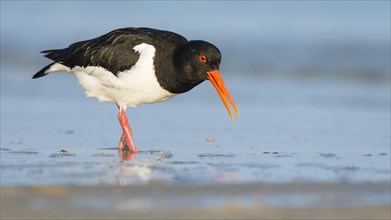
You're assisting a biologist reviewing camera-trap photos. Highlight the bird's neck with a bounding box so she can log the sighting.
[154,49,204,94]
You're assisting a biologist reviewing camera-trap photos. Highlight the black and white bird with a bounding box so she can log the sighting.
[33,27,239,153]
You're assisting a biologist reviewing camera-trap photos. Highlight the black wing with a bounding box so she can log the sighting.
[34,27,188,77]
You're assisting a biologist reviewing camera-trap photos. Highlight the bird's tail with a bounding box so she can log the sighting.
[33,49,71,79]
[32,63,55,79]
[41,49,62,59]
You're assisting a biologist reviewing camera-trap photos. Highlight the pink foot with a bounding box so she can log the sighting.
[118,147,137,161]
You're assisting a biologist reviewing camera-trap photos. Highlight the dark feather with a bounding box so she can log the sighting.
[38,27,188,76]
[32,63,55,79]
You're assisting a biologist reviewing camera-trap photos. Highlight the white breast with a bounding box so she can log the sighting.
[70,43,176,108]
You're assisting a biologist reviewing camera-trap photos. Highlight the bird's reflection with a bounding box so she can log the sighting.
[117,161,153,186]
[115,149,173,186]
[118,148,138,161]
[96,147,164,185]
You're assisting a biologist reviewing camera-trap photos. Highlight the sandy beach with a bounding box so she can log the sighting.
[2,182,390,219]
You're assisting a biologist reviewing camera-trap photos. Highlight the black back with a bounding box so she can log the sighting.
[38,27,188,76]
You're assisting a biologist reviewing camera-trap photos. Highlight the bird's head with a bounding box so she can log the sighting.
[177,40,240,121]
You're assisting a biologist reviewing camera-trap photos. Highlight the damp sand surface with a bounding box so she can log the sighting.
[2,182,390,219]
[1,71,390,219]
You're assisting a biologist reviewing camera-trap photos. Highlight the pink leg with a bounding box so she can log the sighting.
[118,109,139,152]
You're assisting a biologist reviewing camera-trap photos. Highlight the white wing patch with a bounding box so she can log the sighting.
[70,43,176,108]
[45,63,71,73]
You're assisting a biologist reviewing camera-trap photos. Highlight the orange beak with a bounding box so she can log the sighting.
[207,70,240,121]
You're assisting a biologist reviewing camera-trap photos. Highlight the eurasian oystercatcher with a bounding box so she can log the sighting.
[33,27,239,153]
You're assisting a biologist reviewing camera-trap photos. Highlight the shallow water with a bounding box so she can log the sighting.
[1,69,390,186]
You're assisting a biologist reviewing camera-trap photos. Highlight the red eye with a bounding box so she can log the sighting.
[199,55,207,63]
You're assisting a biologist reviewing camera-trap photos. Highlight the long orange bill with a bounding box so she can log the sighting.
[207,70,240,121]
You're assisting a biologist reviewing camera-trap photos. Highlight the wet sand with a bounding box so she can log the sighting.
[1,182,390,219]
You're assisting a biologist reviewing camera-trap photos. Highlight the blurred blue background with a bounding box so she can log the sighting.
[1,1,390,81]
